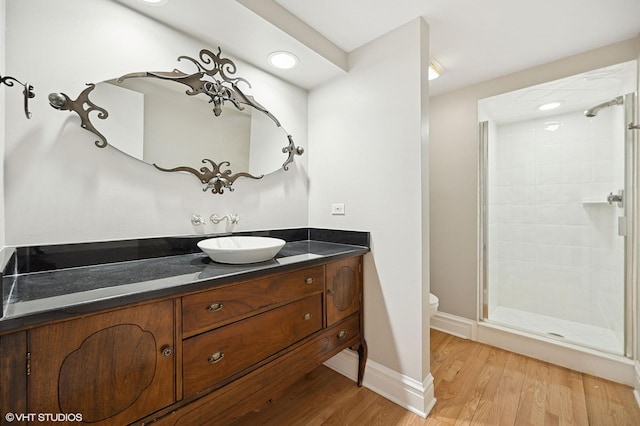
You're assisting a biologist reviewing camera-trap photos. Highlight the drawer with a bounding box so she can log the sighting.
[152,313,361,426]
[326,313,361,350]
[182,265,324,337]
[182,294,323,397]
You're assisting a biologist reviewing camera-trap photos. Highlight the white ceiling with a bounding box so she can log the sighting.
[115,0,640,96]
[479,61,637,124]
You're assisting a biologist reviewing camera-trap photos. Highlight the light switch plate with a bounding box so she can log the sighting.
[331,203,345,215]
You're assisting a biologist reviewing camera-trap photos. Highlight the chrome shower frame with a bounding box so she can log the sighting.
[624,92,638,359]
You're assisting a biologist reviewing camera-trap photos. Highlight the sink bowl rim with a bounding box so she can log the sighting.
[197,236,286,264]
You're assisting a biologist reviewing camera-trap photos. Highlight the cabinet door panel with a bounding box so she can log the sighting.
[326,257,362,326]
[28,300,175,425]
[1,332,27,424]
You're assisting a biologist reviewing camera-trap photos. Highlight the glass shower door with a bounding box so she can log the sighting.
[478,61,637,356]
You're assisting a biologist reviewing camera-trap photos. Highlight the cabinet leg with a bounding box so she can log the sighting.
[356,339,367,387]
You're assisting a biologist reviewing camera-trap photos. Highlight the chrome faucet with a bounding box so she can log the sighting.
[210,213,240,225]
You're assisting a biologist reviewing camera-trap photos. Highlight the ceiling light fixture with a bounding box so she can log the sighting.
[543,121,562,132]
[268,51,298,69]
[138,0,168,5]
[538,101,562,111]
[428,60,443,81]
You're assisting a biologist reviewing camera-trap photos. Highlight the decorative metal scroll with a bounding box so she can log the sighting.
[47,47,304,194]
[282,135,305,171]
[1,74,35,119]
[118,47,280,123]
[155,159,261,194]
[48,84,109,147]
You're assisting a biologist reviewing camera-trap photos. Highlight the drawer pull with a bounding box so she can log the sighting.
[337,329,348,340]
[305,277,315,284]
[207,302,223,312]
[208,351,225,364]
[303,312,313,321]
[161,346,173,357]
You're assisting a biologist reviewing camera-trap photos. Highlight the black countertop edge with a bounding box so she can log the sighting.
[3,228,369,276]
[0,243,369,334]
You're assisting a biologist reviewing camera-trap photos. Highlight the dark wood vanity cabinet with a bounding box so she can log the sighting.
[0,255,365,426]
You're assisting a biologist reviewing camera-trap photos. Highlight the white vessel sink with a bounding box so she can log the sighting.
[197,236,286,264]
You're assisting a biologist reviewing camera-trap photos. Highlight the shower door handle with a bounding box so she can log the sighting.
[618,217,627,237]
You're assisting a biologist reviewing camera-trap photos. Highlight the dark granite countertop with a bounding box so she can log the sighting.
[0,229,369,334]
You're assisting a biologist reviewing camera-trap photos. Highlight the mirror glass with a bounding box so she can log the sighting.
[91,77,290,177]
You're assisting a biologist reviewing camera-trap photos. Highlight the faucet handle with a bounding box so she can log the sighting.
[191,214,205,226]
[230,214,240,225]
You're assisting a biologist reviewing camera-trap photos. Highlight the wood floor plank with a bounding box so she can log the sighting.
[486,351,528,425]
[583,374,640,426]
[232,330,640,425]
[567,368,590,425]
[513,357,548,425]
[545,363,589,426]
[468,346,511,425]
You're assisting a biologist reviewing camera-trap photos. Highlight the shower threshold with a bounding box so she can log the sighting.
[488,306,623,356]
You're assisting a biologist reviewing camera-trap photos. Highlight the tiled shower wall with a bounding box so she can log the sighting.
[487,106,625,344]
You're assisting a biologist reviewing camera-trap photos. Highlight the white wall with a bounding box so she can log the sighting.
[0,0,6,247]
[309,17,431,396]
[4,0,308,246]
[635,40,640,394]
[430,37,640,320]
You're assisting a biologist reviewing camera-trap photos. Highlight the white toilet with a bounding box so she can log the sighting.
[429,293,439,318]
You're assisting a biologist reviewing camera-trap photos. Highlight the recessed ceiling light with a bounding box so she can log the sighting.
[543,121,562,132]
[138,0,168,5]
[428,60,443,81]
[538,101,562,111]
[268,51,298,69]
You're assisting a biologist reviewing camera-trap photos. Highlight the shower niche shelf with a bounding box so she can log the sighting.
[582,197,613,205]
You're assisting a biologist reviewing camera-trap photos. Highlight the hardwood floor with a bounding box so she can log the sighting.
[231,330,640,425]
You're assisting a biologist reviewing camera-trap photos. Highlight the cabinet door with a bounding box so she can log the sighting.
[28,300,175,425]
[325,256,362,327]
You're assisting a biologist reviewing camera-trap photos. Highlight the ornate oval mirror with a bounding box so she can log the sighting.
[48,48,304,194]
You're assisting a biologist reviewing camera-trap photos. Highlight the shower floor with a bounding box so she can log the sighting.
[489,306,623,355]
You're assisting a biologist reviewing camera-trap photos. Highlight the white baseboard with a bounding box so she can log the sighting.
[430,311,477,340]
[634,361,640,408]
[323,349,436,418]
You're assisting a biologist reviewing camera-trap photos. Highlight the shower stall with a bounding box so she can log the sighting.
[478,61,637,356]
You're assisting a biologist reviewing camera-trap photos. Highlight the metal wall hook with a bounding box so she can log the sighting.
[1,74,35,119]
